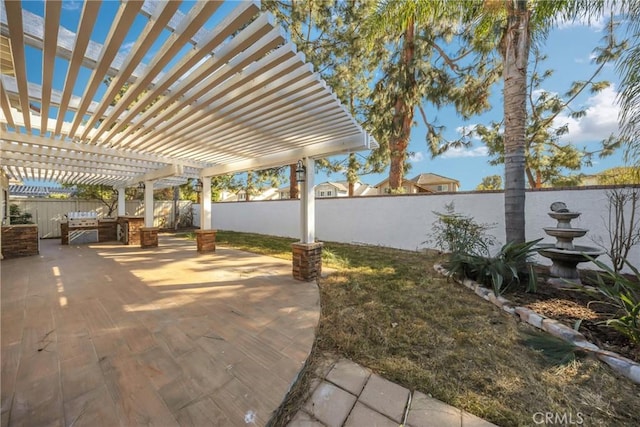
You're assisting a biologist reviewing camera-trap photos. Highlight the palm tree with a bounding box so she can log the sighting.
[371,0,608,243]
[617,0,640,163]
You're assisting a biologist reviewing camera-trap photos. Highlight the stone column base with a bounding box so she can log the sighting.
[292,242,323,282]
[60,222,69,245]
[195,229,216,253]
[140,227,159,248]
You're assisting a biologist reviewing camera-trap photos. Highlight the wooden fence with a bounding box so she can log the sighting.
[7,199,193,238]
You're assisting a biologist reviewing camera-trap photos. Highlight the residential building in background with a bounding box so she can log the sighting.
[375,173,460,194]
[220,181,377,201]
[314,181,377,198]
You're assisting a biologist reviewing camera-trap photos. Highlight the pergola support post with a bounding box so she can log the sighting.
[196,177,216,253]
[116,187,126,217]
[141,180,158,248]
[292,157,322,281]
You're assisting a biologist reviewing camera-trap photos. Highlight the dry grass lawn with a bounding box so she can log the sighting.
[208,231,640,426]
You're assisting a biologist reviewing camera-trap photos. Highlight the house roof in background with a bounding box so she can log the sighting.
[0,1,376,189]
[411,173,460,186]
[373,172,459,188]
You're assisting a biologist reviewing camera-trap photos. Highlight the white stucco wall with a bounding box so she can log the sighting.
[211,187,640,273]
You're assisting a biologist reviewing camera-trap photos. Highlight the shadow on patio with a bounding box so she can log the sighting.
[0,235,319,426]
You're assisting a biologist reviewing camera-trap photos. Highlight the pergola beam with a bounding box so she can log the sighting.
[91,1,224,143]
[53,0,101,137]
[108,2,267,149]
[1,1,376,192]
[125,164,184,187]
[40,0,61,138]
[78,0,183,142]
[1,132,206,169]
[200,134,374,178]
[3,1,31,132]
[67,0,143,139]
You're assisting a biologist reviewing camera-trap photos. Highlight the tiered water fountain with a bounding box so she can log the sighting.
[537,202,604,286]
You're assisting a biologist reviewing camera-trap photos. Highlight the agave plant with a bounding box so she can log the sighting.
[447,238,542,296]
[586,258,640,345]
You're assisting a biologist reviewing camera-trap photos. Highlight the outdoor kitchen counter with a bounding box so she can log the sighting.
[1,224,39,258]
[116,216,145,245]
[61,218,117,245]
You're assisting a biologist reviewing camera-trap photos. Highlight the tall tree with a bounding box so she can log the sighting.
[372,0,610,243]
[616,0,640,163]
[67,184,118,216]
[476,175,503,190]
[262,0,334,198]
[366,1,499,192]
[596,166,640,185]
[263,0,386,196]
[470,25,625,188]
[499,0,531,243]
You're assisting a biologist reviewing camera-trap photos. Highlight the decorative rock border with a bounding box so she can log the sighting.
[433,264,640,385]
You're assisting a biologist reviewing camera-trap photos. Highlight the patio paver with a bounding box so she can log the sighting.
[325,359,370,396]
[288,358,498,427]
[358,374,410,423]
[0,235,319,426]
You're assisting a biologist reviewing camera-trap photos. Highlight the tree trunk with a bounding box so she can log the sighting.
[173,186,179,230]
[525,167,536,188]
[348,153,357,197]
[388,20,416,191]
[501,2,530,244]
[289,164,299,199]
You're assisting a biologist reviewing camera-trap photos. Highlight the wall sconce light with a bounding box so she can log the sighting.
[137,181,145,191]
[295,160,306,183]
[194,179,203,193]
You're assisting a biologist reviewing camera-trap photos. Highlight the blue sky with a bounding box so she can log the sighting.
[20,1,629,191]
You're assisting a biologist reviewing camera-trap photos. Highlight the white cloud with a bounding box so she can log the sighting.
[455,124,484,142]
[408,151,424,163]
[555,86,620,144]
[62,0,81,11]
[555,14,607,31]
[441,146,488,159]
[119,41,136,55]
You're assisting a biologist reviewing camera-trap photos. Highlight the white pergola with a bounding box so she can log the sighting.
[0,0,376,239]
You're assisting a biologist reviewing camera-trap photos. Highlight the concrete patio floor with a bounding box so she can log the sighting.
[1,235,319,426]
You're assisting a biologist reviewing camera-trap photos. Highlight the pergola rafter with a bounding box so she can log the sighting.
[0,0,376,190]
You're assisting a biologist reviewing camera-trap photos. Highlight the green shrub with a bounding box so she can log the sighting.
[447,239,542,296]
[9,204,33,224]
[425,202,496,256]
[587,258,640,345]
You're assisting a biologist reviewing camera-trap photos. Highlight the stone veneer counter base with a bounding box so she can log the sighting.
[1,224,38,258]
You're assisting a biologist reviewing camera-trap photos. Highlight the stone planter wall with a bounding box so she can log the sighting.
[434,264,640,385]
[1,225,38,258]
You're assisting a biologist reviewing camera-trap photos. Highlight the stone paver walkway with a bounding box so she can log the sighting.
[288,358,497,427]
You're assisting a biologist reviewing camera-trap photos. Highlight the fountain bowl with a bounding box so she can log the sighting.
[543,227,588,249]
[537,244,604,263]
[547,211,581,228]
[537,243,605,285]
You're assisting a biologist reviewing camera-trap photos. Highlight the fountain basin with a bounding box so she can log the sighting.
[537,243,604,284]
[543,227,588,250]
